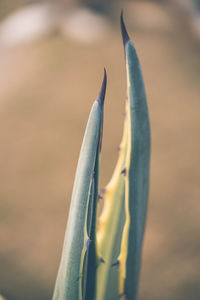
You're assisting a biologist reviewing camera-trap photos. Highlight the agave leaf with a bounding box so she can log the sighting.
[95,103,128,300]
[80,144,100,300]
[96,15,150,300]
[53,71,107,300]
[118,13,151,300]
[95,14,150,300]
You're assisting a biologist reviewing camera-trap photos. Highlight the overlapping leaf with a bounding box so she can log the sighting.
[53,71,106,300]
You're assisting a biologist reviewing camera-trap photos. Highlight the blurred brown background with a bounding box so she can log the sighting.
[0,0,200,299]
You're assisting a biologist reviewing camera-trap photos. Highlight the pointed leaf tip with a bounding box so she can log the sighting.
[120,11,130,46]
[97,68,107,106]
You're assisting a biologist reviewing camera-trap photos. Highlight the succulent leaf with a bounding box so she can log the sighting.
[95,104,128,300]
[118,13,151,300]
[53,14,150,300]
[52,71,107,300]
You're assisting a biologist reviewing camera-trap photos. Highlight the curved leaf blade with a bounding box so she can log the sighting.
[95,108,128,300]
[118,13,151,300]
[53,72,107,300]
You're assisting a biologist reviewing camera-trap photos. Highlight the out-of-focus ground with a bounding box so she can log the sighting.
[0,1,200,300]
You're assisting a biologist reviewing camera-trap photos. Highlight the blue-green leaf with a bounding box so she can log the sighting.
[118,13,151,300]
[53,71,107,300]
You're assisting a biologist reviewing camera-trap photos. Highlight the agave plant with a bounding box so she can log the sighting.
[53,13,151,300]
